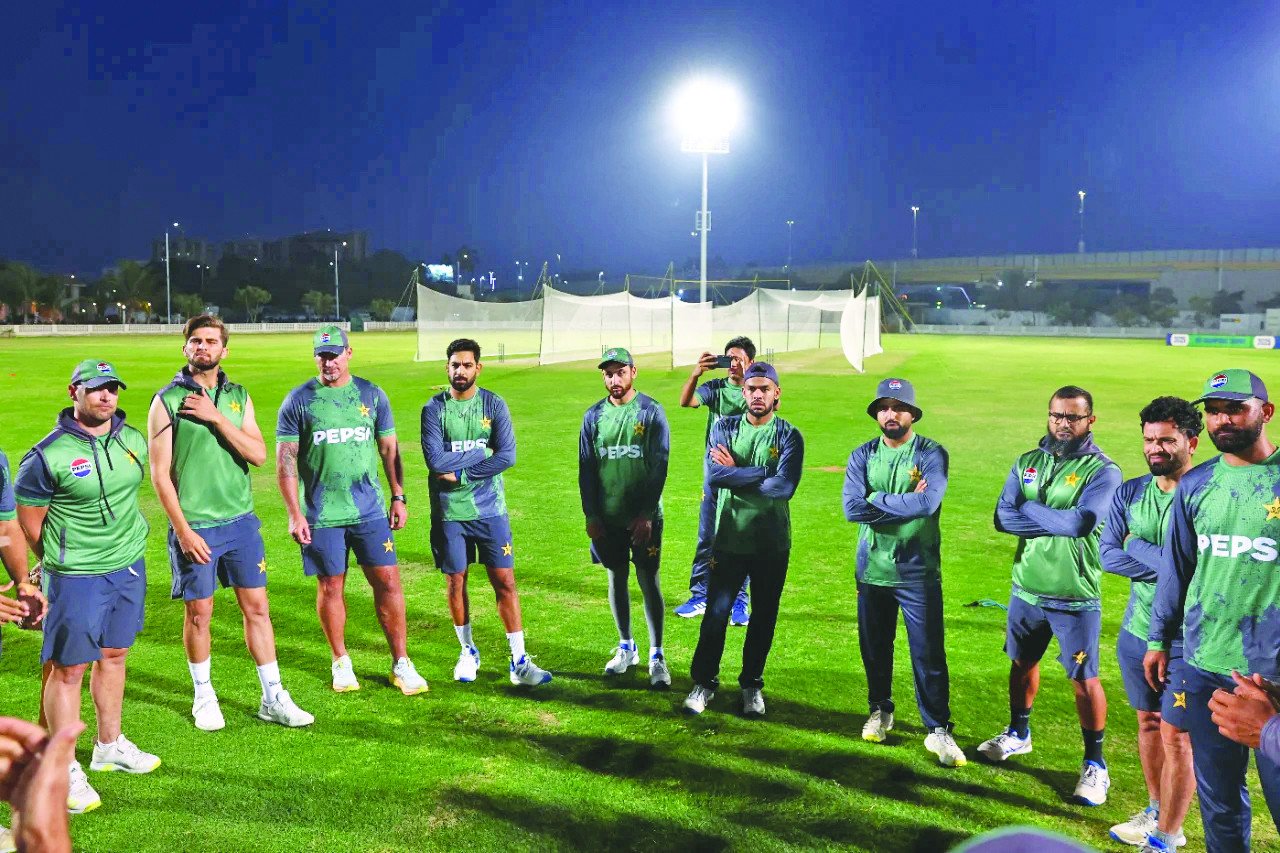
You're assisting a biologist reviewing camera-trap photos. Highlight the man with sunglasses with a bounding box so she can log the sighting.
[979,386,1122,808]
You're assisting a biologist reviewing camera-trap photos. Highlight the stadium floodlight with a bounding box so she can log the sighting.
[671,76,741,304]
[910,206,920,259]
[1077,189,1087,254]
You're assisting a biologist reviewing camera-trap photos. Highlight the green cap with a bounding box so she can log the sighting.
[313,324,350,354]
[598,347,634,369]
[1194,368,1269,404]
[70,358,127,390]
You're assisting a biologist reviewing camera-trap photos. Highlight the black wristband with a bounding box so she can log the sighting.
[391,494,407,505]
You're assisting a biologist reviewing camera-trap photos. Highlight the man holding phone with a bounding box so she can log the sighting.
[675,337,755,624]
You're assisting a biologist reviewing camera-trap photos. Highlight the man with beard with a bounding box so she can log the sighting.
[578,347,671,686]
[421,338,551,687]
[683,363,803,717]
[979,386,1122,808]
[674,336,755,625]
[15,360,159,814]
[276,325,427,696]
[1146,369,1280,853]
[1100,397,1201,850]
[842,378,965,767]
[150,315,313,731]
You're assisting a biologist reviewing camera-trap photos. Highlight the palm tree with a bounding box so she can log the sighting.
[101,260,158,323]
[0,262,42,323]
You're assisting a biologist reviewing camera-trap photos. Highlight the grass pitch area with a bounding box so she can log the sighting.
[0,332,1276,851]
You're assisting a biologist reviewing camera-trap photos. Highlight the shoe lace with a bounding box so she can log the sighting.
[1082,763,1102,786]
[115,736,143,759]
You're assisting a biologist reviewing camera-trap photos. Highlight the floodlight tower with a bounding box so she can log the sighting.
[910,206,920,259]
[672,78,741,304]
[1077,190,1086,254]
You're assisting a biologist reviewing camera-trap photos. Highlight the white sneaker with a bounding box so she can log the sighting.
[509,654,552,686]
[67,761,101,814]
[192,694,225,732]
[683,685,714,714]
[1110,807,1157,846]
[1073,760,1110,806]
[924,728,968,767]
[977,729,1033,762]
[0,824,15,853]
[453,645,480,682]
[391,657,429,695]
[648,654,672,688]
[89,734,160,774]
[258,690,315,727]
[1137,833,1188,852]
[331,657,360,692]
[604,643,639,675]
[861,710,894,743]
[742,687,766,716]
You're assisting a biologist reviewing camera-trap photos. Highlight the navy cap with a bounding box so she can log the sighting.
[867,377,923,422]
[743,362,779,387]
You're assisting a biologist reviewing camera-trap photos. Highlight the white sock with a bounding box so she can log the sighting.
[455,622,474,649]
[619,637,635,649]
[651,645,664,659]
[257,660,282,704]
[189,658,214,698]
[506,630,526,661]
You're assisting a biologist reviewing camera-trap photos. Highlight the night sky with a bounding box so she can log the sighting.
[2,1,1277,278]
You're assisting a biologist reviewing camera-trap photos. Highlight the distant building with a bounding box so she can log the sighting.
[222,229,369,267]
[151,236,219,266]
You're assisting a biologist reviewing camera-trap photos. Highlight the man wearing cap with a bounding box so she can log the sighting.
[275,325,427,695]
[14,359,159,814]
[842,378,966,767]
[683,362,803,717]
[1145,368,1280,852]
[674,336,755,625]
[578,347,671,686]
[150,314,313,731]
[421,338,552,687]
[980,385,1122,809]
[1099,396,1200,850]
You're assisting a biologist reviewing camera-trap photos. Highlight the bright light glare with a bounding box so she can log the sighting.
[671,77,742,141]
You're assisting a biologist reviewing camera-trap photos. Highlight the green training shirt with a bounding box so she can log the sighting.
[421,388,515,522]
[578,393,670,526]
[706,415,805,555]
[14,409,150,575]
[695,378,747,445]
[155,367,254,528]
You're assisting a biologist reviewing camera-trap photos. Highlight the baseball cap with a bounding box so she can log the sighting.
[1194,368,1269,404]
[598,347,634,369]
[866,377,923,422]
[743,362,779,387]
[70,358,127,390]
[313,324,350,355]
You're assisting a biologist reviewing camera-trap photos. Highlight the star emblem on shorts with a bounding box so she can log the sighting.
[633,422,645,436]
[229,401,242,414]
[1065,472,1080,486]
[482,417,492,429]
[1072,650,1088,665]
[359,403,370,418]
[502,542,513,556]
[769,446,780,459]
[257,558,267,574]
[708,557,718,570]
[1265,497,1280,521]
[1173,691,1187,709]
[383,538,394,553]
[646,545,659,557]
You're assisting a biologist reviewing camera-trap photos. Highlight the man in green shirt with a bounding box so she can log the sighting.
[15,359,161,815]
[578,347,671,686]
[684,363,804,718]
[979,385,1121,808]
[842,378,965,767]
[150,315,312,731]
[276,326,426,696]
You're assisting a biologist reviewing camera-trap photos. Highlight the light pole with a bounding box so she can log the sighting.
[672,77,741,304]
[195,263,205,291]
[331,240,347,320]
[1077,190,1086,254]
[910,206,920,259]
[785,220,794,272]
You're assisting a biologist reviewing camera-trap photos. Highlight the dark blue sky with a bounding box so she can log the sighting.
[2,1,1277,278]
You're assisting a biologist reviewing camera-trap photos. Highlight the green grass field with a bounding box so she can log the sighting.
[0,332,1277,852]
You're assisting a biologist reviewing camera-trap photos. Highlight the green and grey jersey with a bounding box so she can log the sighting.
[696,378,747,446]
[994,434,1122,610]
[154,366,254,528]
[578,393,669,526]
[842,434,948,587]
[705,415,804,555]
[421,388,515,522]
[276,376,395,528]
[14,409,150,575]
[1151,450,1280,677]
[0,450,15,522]
[1100,474,1179,645]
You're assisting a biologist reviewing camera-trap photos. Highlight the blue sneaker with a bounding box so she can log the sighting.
[730,600,750,627]
[675,595,706,618]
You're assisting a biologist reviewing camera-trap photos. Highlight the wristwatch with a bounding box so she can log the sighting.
[391,494,407,505]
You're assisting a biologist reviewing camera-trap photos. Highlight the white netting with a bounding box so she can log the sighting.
[863,293,883,357]
[841,289,869,372]
[537,285,675,365]
[415,286,542,361]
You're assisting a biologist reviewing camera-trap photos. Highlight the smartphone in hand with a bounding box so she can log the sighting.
[714,355,733,369]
